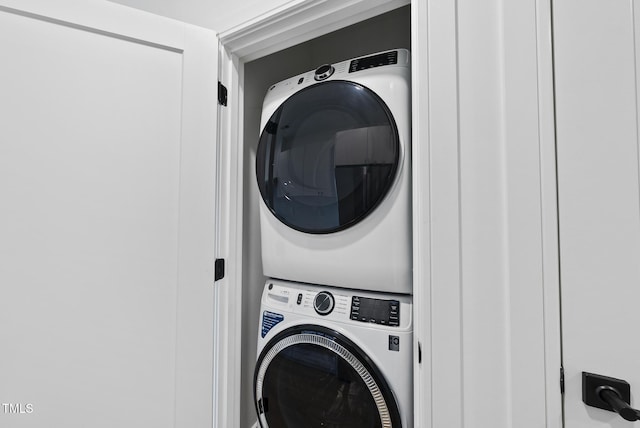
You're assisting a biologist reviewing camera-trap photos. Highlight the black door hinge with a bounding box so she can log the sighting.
[214,259,225,281]
[218,82,227,106]
[560,366,565,394]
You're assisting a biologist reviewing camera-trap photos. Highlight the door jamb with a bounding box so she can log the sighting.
[535,0,564,424]
[212,1,417,427]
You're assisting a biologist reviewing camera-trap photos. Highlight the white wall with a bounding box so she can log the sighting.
[108,0,292,32]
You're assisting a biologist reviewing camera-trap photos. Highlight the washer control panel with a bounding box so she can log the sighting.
[313,291,335,315]
[350,296,400,327]
[264,280,410,329]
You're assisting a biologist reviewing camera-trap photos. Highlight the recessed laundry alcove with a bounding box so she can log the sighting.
[239,5,410,426]
[0,1,561,427]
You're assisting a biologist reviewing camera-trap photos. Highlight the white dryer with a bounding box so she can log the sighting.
[254,279,413,428]
[256,49,412,294]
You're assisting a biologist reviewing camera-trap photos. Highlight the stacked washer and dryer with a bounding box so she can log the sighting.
[253,49,413,428]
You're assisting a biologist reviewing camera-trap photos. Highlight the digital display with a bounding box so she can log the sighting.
[350,296,400,326]
[349,51,398,73]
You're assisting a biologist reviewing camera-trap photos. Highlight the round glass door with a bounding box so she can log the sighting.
[254,326,402,428]
[256,81,400,234]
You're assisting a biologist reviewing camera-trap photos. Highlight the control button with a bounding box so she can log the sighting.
[297,293,303,305]
[314,291,335,316]
[314,64,335,81]
[297,77,304,84]
[389,335,400,352]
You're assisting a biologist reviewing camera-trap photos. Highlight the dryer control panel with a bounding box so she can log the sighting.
[349,50,398,73]
[350,296,400,327]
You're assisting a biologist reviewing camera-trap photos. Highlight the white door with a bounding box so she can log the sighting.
[0,1,218,427]
[554,0,640,425]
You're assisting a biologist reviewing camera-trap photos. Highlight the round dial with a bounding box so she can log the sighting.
[313,291,335,316]
[314,64,335,81]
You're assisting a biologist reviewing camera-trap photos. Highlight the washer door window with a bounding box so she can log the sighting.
[254,326,402,428]
[256,81,400,234]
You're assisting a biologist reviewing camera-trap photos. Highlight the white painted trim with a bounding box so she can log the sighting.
[502,0,563,425]
[535,0,564,426]
[218,0,409,62]
[423,1,464,427]
[501,0,559,425]
[213,43,244,428]
[410,1,433,428]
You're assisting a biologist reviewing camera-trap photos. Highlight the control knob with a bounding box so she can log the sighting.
[313,291,335,315]
[314,64,335,81]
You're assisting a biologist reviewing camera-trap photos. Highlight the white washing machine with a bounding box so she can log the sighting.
[256,49,412,294]
[254,279,413,428]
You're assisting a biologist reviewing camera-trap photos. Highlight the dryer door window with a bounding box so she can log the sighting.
[256,81,400,234]
[254,326,402,428]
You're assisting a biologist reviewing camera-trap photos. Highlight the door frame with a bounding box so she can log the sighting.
[214,0,563,427]
[537,0,564,424]
[214,2,412,427]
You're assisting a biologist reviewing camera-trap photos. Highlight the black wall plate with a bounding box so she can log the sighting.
[583,372,631,411]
